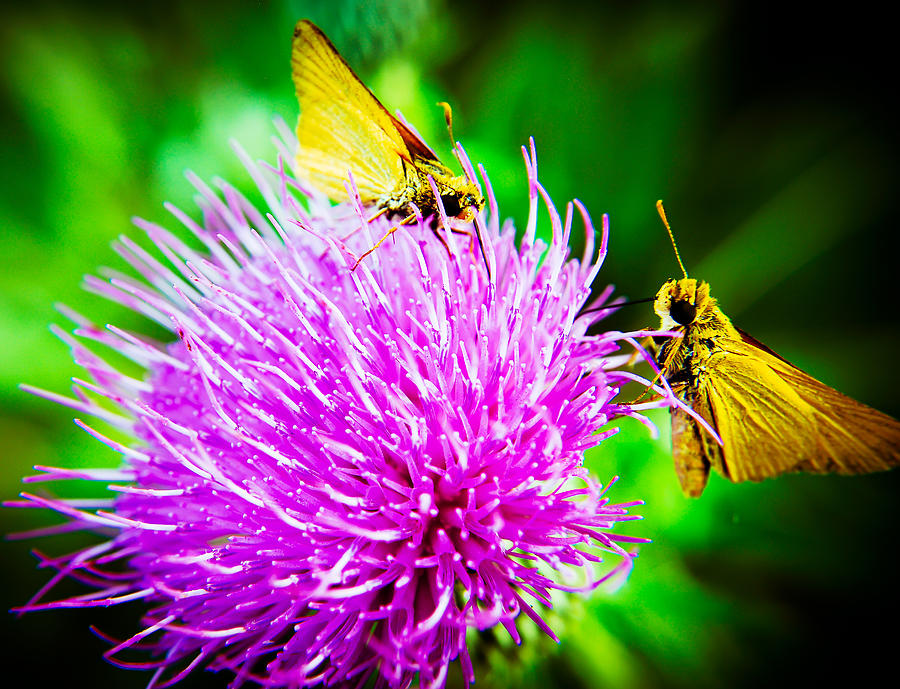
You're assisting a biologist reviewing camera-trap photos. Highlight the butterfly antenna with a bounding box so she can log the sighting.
[437,102,455,149]
[656,199,688,279]
[579,296,655,317]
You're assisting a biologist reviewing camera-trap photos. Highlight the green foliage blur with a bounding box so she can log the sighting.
[2,1,898,687]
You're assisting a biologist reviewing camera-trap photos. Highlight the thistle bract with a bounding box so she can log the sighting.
[15,128,671,688]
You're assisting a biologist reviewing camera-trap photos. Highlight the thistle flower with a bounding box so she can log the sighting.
[13,126,673,689]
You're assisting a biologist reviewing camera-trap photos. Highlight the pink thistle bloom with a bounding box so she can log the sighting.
[13,125,675,689]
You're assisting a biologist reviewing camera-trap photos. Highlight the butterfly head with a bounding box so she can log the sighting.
[654,278,713,330]
[439,176,484,222]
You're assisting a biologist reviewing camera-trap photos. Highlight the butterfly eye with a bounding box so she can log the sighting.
[439,193,462,217]
[670,299,697,326]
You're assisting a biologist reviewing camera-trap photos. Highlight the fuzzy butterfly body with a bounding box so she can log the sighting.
[654,277,900,497]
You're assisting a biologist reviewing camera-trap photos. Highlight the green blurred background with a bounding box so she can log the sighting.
[2,0,898,687]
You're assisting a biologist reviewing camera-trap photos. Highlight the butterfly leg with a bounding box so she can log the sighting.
[430,225,452,257]
[340,207,391,243]
[449,226,477,255]
[627,335,659,367]
[434,224,492,281]
[366,207,389,223]
[352,213,417,271]
[624,337,670,404]
[427,224,476,265]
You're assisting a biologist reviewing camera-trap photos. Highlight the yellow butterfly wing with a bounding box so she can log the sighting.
[291,20,409,203]
[701,334,900,484]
